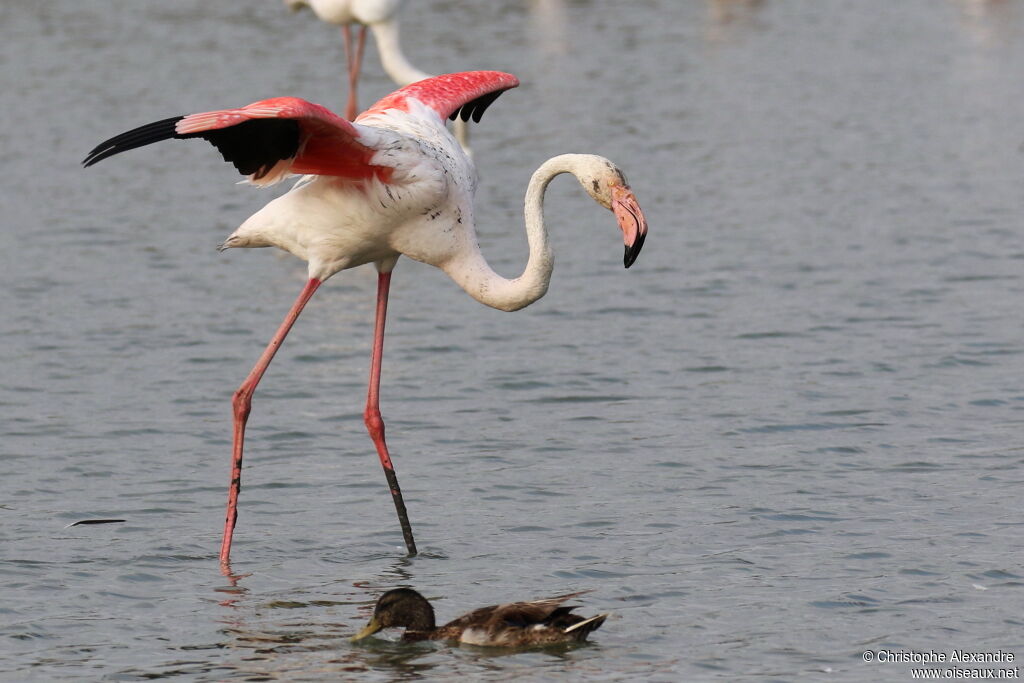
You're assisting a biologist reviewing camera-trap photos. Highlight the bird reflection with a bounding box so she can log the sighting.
[705,0,766,43]
[213,564,250,609]
[957,0,1017,48]
[207,552,439,677]
[528,0,569,56]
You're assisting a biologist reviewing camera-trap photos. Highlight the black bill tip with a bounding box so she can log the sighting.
[623,231,646,268]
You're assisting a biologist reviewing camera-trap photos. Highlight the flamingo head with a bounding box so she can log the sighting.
[575,157,649,268]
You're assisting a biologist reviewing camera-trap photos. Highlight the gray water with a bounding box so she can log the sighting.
[2,0,1023,680]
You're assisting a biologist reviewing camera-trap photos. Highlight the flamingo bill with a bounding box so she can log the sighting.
[611,185,648,268]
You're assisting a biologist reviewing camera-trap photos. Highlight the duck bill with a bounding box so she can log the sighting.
[351,617,383,642]
[611,185,648,268]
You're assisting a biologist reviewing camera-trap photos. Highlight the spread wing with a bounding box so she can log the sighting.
[358,70,519,124]
[83,72,518,185]
[82,97,394,186]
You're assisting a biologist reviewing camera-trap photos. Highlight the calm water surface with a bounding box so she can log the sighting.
[2,0,1023,680]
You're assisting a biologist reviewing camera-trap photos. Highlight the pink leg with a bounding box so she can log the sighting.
[364,271,417,555]
[220,278,322,572]
[342,25,368,121]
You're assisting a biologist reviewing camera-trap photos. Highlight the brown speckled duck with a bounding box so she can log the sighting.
[351,588,608,647]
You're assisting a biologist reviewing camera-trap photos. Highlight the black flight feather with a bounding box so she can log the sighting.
[83,116,302,180]
[82,116,185,167]
[449,90,504,123]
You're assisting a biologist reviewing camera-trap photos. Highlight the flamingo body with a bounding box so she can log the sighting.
[83,71,648,567]
[287,0,402,30]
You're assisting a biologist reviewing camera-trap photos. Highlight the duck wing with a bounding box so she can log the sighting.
[434,592,605,646]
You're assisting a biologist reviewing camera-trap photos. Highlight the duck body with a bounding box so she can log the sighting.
[354,588,608,647]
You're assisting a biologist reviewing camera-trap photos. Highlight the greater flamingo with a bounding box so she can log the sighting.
[83,71,648,570]
[283,0,470,149]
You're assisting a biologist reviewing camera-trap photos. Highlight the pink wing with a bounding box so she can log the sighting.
[83,73,519,182]
[358,71,520,124]
[83,97,393,185]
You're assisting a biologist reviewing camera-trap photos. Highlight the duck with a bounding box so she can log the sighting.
[351,588,608,647]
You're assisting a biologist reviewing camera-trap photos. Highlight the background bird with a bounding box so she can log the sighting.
[283,0,472,151]
[83,70,648,571]
[352,588,609,646]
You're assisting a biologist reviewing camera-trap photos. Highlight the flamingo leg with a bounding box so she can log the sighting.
[342,25,368,121]
[364,271,418,555]
[220,277,322,572]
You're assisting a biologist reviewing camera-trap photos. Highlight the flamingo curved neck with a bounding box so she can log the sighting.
[445,155,589,312]
[370,20,431,86]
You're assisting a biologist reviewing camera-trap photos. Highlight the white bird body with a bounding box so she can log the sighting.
[83,71,648,567]
[227,100,474,282]
[288,0,401,26]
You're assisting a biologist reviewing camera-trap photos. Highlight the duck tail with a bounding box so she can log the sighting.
[562,613,608,641]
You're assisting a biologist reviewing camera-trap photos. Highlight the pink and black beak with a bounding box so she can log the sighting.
[612,184,648,268]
